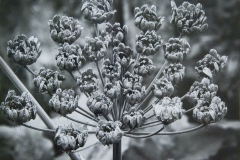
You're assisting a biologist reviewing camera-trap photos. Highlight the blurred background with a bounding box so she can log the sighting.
[0,0,239,159]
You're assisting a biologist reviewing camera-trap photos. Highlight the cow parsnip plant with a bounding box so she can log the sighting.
[0,0,228,160]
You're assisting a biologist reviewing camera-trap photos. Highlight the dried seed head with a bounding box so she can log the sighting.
[124,87,146,106]
[83,37,107,62]
[102,59,122,81]
[123,72,143,91]
[56,43,85,72]
[81,0,116,24]
[136,30,163,56]
[163,38,190,63]
[134,5,164,32]
[0,90,37,123]
[134,56,156,78]
[195,49,228,79]
[54,125,88,151]
[163,63,185,84]
[104,83,120,100]
[33,67,65,95]
[154,97,183,124]
[113,43,134,68]
[152,78,174,99]
[7,34,42,65]
[48,15,83,44]
[122,109,145,129]
[193,97,227,124]
[77,69,98,94]
[186,78,218,104]
[99,23,128,47]
[49,88,80,116]
[87,92,113,117]
[170,0,208,34]
[96,120,123,145]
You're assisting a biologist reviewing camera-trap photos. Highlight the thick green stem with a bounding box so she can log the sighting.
[0,56,83,160]
[113,140,122,160]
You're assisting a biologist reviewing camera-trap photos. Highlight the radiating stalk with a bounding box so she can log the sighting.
[22,123,55,133]
[23,65,36,76]
[145,61,168,95]
[65,115,97,127]
[95,61,104,86]
[125,124,206,135]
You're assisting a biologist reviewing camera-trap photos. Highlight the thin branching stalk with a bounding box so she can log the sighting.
[72,142,101,153]
[95,61,104,86]
[135,91,153,111]
[77,106,95,117]
[136,122,162,129]
[23,65,36,76]
[127,124,206,135]
[22,123,55,133]
[145,114,155,120]
[124,126,164,138]
[75,109,98,122]
[64,115,97,127]
[143,120,159,126]
[145,61,168,95]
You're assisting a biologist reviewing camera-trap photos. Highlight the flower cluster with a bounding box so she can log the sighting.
[186,78,218,105]
[195,49,228,79]
[193,97,227,124]
[170,0,208,34]
[123,72,143,91]
[77,69,98,94]
[96,120,123,145]
[124,88,145,106]
[113,43,134,68]
[135,30,163,56]
[102,59,121,81]
[54,125,88,151]
[152,78,174,99]
[49,88,79,116]
[154,97,183,125]
[48,15,83,44]
[81,0,116,24]
[134,56,156,78]
[163,63,185,84]
[122,72,145,105]
[56,43,85,72]
[7,34,41,65]
[99,23,128,47]
[83,37,107,62]
[0,90,37,123]
[87,92,113,117]
[163,38,190,63]
[104,83,120,100]
[33,67,65,94]
[134,5,164,32]
[122,108,145,129]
